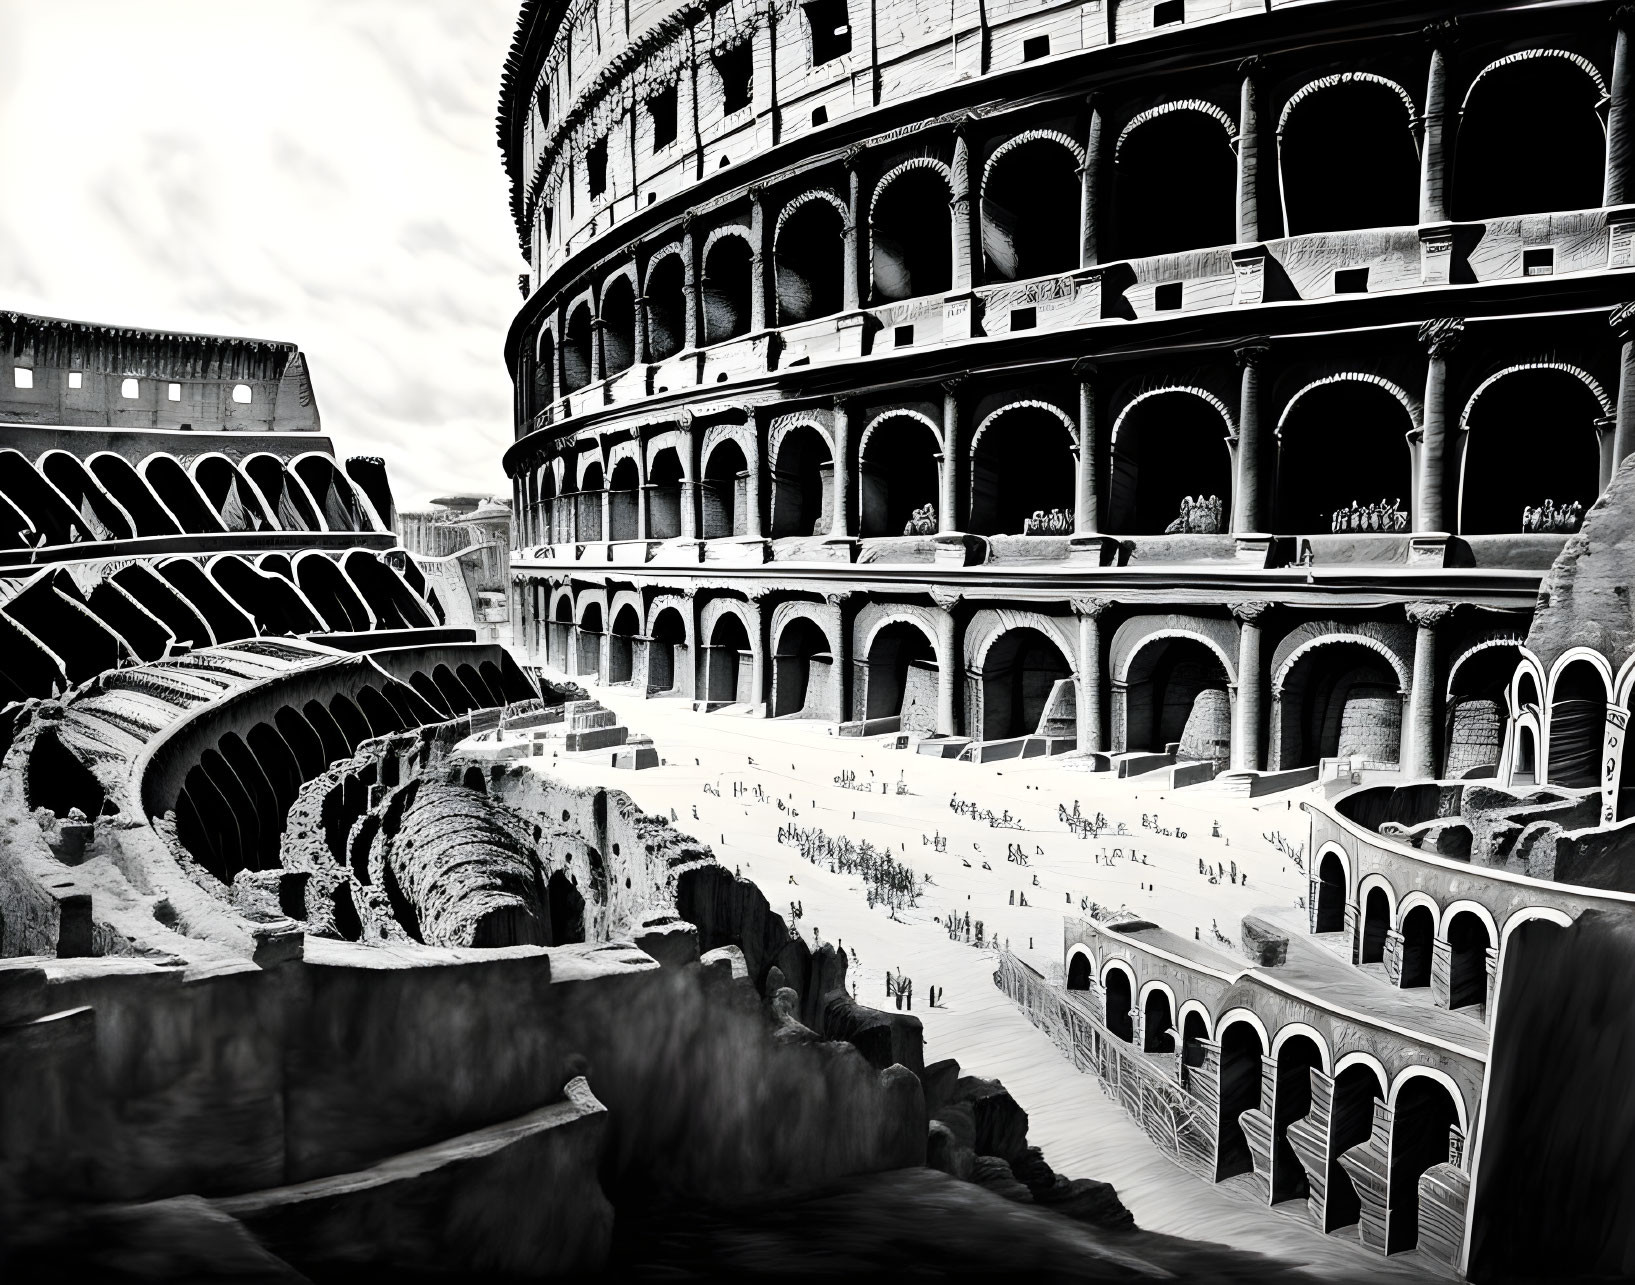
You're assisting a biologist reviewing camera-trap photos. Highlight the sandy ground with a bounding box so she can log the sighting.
[497,685,1432,1278]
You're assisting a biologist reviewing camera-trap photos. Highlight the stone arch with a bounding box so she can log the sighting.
[702,228,754,344]
[771,600,840,719]
[1498,905,1573,952]
[1276,73,1420,235]
[1112,622,1236,764]
[1358,873,1396,965]
[1099,957,1137,1042]
[774,190,848,325]
[574,586,610,627]
[859,409,943,538]
[968,400,1079,537]
[1176,998,1213,1041]
[563,299,595,392]
[1114,100,1237,159]
[1272,624,1412,696]
[607,597,642,685]
[1113,101,1238,259]
[1387,1063,1469,1138]
[769,415,835,539]
[1460,47,1608,110]
[599,270,638,376]
[980,131,1085,282]
[141,453,227,534]
[643,249,687,362]
[965,608,1076,676]
[1545,649,1613,788]
[1066,944,1095,990]
[1110,616,1238,686]
[1437,898,1498,948]
[700,595,760,707]
[608,587,645,635]
[1138,978,1177,1054]
[1107,387,1236,535]
[86,450,183,536]
[855,603,941,732]
[1271,1021,1332,1070]
[1215,1008,1269,1181]
[870,158,953,302]
[1276,375,1417,535]
[190,452,274,534]
[38,449,136,541]
[1273,626,1413,770]
[1448,634,1528,700]
[646,594,692,696]
[1313,844,1349,934]
[964,609,1077,742]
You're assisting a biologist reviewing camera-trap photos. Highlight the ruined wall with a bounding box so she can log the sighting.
[1526,454,1635,675]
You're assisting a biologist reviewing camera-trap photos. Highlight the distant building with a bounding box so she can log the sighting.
[396,494,512,643]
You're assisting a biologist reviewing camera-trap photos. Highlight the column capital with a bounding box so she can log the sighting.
[1611,300,1635,340]
[1405,599,1457,628]
[1071,357,1100,383]
[1234,340,1271,369]
[1614,4,1635,30]
[1422,16,1459,48]
[1237,54,1263,79]
[1418,316,1465,357]
[824,590,850,607]
[929,586,962,612]
[841,144,865,170]
[831,394,850,415]
[1231,600,1272,624]
[1070,596,1113,619]
[680,209,697,234]
[940,374,969,397]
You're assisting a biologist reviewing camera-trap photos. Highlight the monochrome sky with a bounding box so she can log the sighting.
[0,0,525,508]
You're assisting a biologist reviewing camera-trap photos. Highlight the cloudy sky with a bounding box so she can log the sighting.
[0,0,525,507]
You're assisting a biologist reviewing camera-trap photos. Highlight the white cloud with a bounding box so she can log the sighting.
[0,0,525,508]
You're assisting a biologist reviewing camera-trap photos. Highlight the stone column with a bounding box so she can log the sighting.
[1613,303,1635,471]
[680,217,701,351]
[951,119,975,291]
[830,397,851,538]
[1235,59,1263,244]
[939,377,963,533]
[1074,360,1099,535]
[844,154,863,311]
[633,292,650,365]
[600,474,612,546]
[932,589,960,736]
[635,449,649,541]
[1609,8,1635,209]
[1419,24,1455,224]
[1081,96,1103,268]
[1416,318,1464,533]
[1234,342,1270,534]
[1404,601,1454,779]
[591,317,607,382]
[1232,602,1270,772]
[744,427,764,539]
[1072,597,1110,755]
[749,187,768,332]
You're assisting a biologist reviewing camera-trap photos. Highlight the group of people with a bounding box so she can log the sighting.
[948,794,1022,830]
[777,822,924,913]
[1163,494,1225,534]
[1522,498,1584,533]
[1328,497,1407,533]
[1021,507,1073,536]
[944,909,986,948]
[1058,801,1123,840]
[903,503,938,536]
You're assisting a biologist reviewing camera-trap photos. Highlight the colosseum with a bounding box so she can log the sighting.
[497,0,1635,1275]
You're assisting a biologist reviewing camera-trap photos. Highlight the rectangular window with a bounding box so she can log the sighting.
[811,105,828,127]
[1154,281,1183,311]
[1010,306,1037,331]
[1022,35,1050,61]
[804,0,852,66]
[649,85,677,150]
[1334,267,1370,293]
[68,371,83,389]
[894,324,914,347]
[1153,0,1183,26]
[121,377,140,398]
[167,382,181,401]
[715,42,752,114]
[1523,246,1555,276]
[12,367,31,389]
[587,138,608,198]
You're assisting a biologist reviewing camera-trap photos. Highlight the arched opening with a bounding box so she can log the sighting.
[25,728,105,819]
[358,685,405,736]
[245,457,320,532]
[1217,1021,1266,1181]
[211,558,321,635]
[89,454,180,536]
[294,457,363,531]
[577,602,605,680]
[0,451,90,546]
[982,138,1081,280]
[193,458,268,533]
[649,606,687,695]
[1279,81,1419,234]
[158,561,255,643]
[702,236,753,343]
[1455,57,1606,219]
[40,452,133,540]
[577,462,605,542]
[773,616,832,718]
[863,621,938,734]
[775,199,845,323]
[1272,1035,1324,1203]
[111,563,210,648]
[537,469,559,545]
[1108,393,1232,535]
[328,694,371,749]
[550,596,574,672]
[608,604,640,684]
[859,415,940,537]
[1115,110,1236,259]
[1386,1076,1461,1253]
[1122,637,1231,769]
[1361,886,1390,964]
[1103,966,1133,1042]
[871,167,952,301]
[1315,852,1346,934]
[701,439,748,539]
[563,304,594,392]
[647,448,684,540]
[1143,989,1175,1054]
[705,611,753,705]
[969,406,1077,536]
[1445,643,1521,778]
[1400,905,1435,987]
[1549,659,1607,788]
[1327,1064,1385,1231]
[1278,642,1403,769]
[979,627,1073,741]
[545,868,586,945]
[608,458,640,541]
[1067,953,1092,990]
[533,331,555,410]
[1445,911,1491,1011]
[143,456,226,533]
[342,551,434,629]
[1181,1010,1211,1086]
[770,425,832,537]
[600,276,636,375]
[1460,370,1602,535]
[1277,383,1412,535]
[645,255,686,361]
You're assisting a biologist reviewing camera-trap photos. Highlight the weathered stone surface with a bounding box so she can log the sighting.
[632,915,699,968]
[821,991,925,1076]
[699,943,748,984]
[1032,1175,1137,1230]
[954,1076,1029,1167]
[968,1155,1032,1203]
[925,1121,973,1180]
[1526,454,1635,674]
[1240,915,1289,968]
[921,1056,961,1117]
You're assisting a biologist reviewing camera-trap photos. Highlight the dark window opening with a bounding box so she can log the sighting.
[1010,306,1036,330]
[982,137,1081,281]
[872,168,953,300]
[1276,380,1411,535]
[649,86,678,150]
[1334,267,1369,293]
[1022,35,1049,61]
[542,204,554,238]
[1455,58,1605,219]
[811,105,828,126]
[1523,246,1554,276]
[1115,111,1235,259]
[1107,390,1231,535]
[587,138,608,198]
[894,324,914,346]
[1154,282,1182,310]
[805,0,852,65]
[1280,80,1419,234]
[1154,0,1183,25]
[1460,369,1601,535]
[715,42,753,114]
[775,199,846,324]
